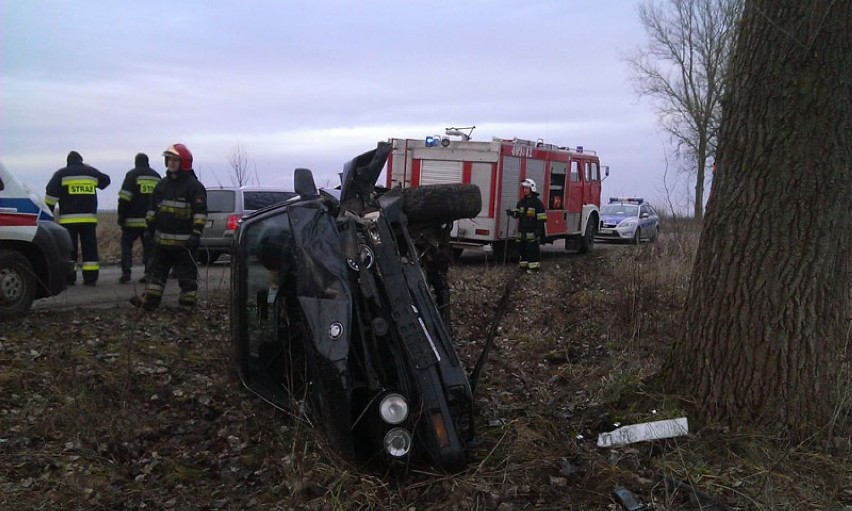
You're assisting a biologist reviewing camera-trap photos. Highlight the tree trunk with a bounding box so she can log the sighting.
[668,0,851,439]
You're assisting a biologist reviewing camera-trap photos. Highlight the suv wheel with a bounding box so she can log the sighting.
[402,184,482,224]
[197,250,220,265]
[0,250,37,319]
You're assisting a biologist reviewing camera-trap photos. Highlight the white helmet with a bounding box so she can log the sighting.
[521,178,537,193]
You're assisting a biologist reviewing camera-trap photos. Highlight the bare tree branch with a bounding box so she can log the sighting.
[228,141,258,187]
[625,0,743,218]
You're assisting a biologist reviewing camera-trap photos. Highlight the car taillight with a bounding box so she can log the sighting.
[226,214,242,231]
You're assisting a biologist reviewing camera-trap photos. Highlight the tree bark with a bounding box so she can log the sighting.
[668,0,851,438]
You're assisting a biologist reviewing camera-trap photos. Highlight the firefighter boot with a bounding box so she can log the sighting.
[177,290,198,313]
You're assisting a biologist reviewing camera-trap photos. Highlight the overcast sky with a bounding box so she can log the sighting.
[2,0,693,211]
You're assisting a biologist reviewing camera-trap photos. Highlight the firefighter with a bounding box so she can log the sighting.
[117,153,161,283]
[507,178,546,271]
[44,151,111,286]
[131,143,207,311]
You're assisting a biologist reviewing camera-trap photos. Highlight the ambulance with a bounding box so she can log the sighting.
[0,164,74,319]
[385,129,608,258]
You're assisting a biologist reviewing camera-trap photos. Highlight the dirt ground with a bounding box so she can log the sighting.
[1,232,849,510]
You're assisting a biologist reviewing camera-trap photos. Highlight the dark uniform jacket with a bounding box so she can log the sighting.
[44,156,111,225]
[514,193,546,238]
[118,163,161,229]
[146,172,208,249]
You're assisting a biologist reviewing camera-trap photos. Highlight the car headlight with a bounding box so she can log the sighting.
[379,393,409,425]
[619,219,638,228]
[384,428,412,457]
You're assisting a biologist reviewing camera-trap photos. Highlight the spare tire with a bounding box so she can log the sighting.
[402,184,482,225]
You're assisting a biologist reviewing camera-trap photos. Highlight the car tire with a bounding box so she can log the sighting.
[197,250,220,265]
[402,184,482,225]
[632,228,642,245]
[650,225,659,242]
[0,250,37,319]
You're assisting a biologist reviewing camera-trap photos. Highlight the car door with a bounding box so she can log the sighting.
[639,204,654,239]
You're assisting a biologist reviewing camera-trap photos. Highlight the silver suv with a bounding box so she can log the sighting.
[200,186,296,264]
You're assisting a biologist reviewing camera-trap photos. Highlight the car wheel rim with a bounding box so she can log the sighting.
[0,268,23,301]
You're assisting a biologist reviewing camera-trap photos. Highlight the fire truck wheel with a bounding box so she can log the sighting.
[0,250,37,319]
[402,184,482,224]
[578,217,597,254]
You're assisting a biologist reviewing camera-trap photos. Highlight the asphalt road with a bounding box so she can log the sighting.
[31,238,620,311]
[33,262,231,311]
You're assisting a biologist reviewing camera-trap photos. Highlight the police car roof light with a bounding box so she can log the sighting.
[609,197,644,204]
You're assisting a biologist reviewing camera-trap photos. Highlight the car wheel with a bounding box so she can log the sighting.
[197,250,220,265]
[633,228,642,245]
[650,225,660,242]
[0,250,37,319]
[490,240,518,262]
[402,184,482,225]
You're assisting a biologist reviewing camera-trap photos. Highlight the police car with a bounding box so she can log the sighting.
[0,164,74,319]
[596,197,660,244]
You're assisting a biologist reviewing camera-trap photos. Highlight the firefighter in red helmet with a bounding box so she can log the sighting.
[507,178,546,272]
[131,143,208,311]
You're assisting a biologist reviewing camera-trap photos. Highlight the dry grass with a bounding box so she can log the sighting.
[96,211,128,264]
[2,216,849,510]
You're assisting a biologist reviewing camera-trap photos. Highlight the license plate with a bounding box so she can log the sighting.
[599,228,612,235]
[205,220,213,228]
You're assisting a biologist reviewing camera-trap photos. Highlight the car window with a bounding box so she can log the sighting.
[241,212,294,375]
[601,204,638,216]
[207,190,236,213]
[243,191,297,211]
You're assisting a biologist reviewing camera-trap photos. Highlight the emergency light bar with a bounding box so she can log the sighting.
[425,135,451,148]
[609,197,644,204]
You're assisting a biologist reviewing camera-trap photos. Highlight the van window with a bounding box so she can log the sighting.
[207,190,236,213]
[244,191,297,211]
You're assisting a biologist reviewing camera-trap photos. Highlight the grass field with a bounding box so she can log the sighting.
[95,211,137,264]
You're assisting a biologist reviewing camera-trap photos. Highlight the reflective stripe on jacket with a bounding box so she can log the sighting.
[44,163,111,223]
[146,172,207,249]
[118,166,161,229]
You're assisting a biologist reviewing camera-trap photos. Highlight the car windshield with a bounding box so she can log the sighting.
[601,204,639,216]
[207,190,236,213]
[243,191,297,211]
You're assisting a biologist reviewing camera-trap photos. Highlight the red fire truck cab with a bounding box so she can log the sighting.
[385,134,607,258]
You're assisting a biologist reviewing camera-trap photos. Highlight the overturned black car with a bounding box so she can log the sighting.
[230,142,483,472]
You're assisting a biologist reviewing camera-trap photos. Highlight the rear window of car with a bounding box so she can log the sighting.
[207,190,236,213]
[243,191,296,211]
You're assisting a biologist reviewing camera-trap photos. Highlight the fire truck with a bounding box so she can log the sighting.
[384,130,607,258]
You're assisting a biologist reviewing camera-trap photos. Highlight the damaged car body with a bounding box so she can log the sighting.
[230,142,483,471]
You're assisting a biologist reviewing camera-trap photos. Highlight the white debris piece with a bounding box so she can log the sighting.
[597,417,689,447]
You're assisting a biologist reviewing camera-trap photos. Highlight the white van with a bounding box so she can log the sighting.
[0,164,74,319]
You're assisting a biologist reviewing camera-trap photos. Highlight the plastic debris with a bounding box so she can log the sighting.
[596,417,688,447]
[613,486,647,510]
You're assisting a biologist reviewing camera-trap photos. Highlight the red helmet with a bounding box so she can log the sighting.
[163,143,193,171]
